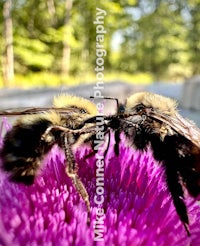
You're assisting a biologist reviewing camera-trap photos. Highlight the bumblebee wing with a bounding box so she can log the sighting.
[0,107,51,115]
[149,111,200,148]
[0,107,74,116]
[149,111,200,200]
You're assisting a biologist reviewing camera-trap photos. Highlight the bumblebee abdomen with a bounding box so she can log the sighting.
[0,117,54,184]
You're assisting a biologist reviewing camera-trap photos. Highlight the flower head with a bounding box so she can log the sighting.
[0,119,200,245]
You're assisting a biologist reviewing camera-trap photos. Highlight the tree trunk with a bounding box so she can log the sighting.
[61,0,73,76]
[46,0,56,25]
[3,0,14,86]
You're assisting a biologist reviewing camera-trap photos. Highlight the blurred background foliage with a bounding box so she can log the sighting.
[1,0,200,88]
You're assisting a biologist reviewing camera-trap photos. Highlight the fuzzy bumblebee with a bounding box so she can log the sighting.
[86,91,200,236]
[0,94,97,220]
[1,91,200,235]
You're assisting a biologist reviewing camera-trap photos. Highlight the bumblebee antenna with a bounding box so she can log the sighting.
[90,96,119,108]
[90,96,124,113]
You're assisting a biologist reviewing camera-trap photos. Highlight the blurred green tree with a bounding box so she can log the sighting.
[2,0,14,86]
[186,0,200,74]
[1,0,200,85]
[117,0,190,80]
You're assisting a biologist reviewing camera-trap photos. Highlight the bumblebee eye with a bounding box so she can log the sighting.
[80,108,87,114]
[118,104,125,114]
[136,104,145,112]
[149,107,153,111]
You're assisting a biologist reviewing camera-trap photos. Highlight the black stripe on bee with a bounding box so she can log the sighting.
[0,118,55,185]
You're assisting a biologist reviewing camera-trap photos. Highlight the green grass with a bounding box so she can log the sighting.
[104,72,153,84]
[0,71,153,88]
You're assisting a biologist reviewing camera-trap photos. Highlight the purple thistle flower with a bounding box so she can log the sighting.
[0,119,200,246]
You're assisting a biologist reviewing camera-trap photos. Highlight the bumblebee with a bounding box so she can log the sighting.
[87,91,200,235]
[2,91,200,235]
[0,94,97,221]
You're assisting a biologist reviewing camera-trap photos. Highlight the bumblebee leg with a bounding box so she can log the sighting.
[165,162,190,236]
[42,125,96,141]
[84,129,110,159]
[41,125,72,141]
[63,133,91,224]
[71,126,96,135]
[114,130,120,156]
[104,130,111,158]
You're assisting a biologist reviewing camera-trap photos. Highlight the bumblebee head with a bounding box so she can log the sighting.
[117,103,125,114]
[53,94,97,116]
[125,92,177,116]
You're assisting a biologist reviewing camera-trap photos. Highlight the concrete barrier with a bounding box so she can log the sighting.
[181,75,200,110]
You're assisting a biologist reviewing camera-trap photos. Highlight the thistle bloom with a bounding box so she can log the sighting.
[0,119,200,246]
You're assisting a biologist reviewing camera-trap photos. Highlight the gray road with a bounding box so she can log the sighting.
[0,81,200,126]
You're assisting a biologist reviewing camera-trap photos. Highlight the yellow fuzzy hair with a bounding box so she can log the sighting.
[53,94,97,116]
[125,92,177,115]
[42,111,62,125]
[16,111,62,126]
